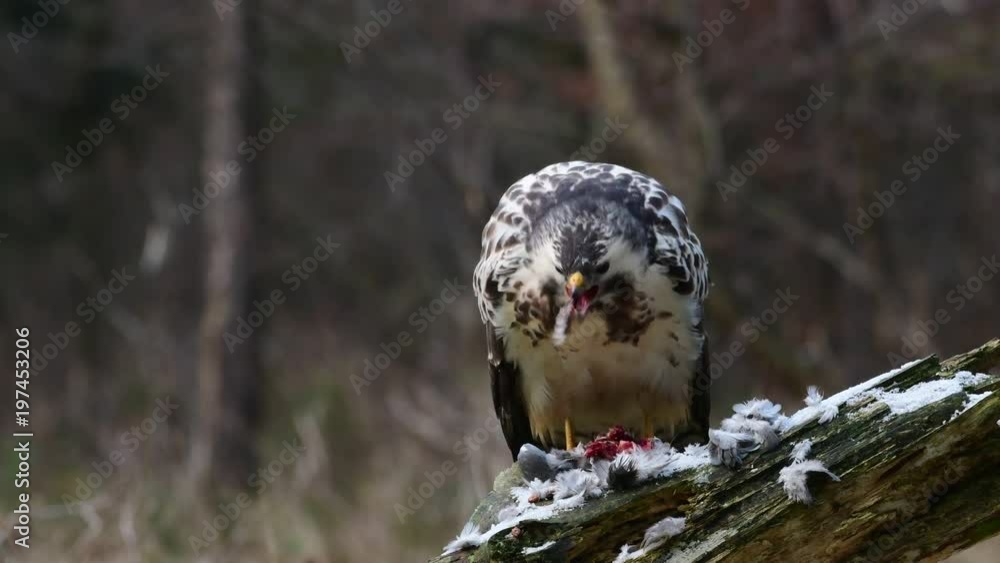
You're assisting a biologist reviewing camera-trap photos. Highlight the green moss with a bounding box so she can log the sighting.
[967,505,1000,543]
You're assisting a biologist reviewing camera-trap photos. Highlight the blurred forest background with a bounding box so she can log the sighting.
[1,0,999,561]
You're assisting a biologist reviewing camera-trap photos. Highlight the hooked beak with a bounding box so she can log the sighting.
[566,271,598,316]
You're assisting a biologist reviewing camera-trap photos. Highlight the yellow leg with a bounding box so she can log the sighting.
[564,418,575,450]
[643,414,654,440]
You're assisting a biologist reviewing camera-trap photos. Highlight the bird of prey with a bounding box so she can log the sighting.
[474,162,711,458]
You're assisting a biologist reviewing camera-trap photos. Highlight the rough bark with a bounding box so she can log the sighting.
[431,338,1000,563]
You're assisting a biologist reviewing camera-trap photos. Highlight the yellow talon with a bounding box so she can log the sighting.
[643,414,654,440]
[564,418,575,450]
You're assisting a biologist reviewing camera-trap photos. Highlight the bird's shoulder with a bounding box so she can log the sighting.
[485,161,697,243]
[474,162,708,322]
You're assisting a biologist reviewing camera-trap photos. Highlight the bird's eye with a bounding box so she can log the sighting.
[595,262,610,274]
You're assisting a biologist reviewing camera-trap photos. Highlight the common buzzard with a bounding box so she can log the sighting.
[473,162,711,457]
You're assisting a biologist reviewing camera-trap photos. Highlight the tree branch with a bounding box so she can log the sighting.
[431,338,1000,562]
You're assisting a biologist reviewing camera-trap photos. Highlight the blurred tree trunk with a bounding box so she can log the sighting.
[189,0,260,488]
[577,0,717,219]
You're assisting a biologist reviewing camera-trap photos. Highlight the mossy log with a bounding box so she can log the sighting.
[431,339,1000,563]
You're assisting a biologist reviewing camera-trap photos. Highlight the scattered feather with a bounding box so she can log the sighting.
[804,386,823,406]
[472,488,597,551]
[496,504,521,522]
[708,429,753,451]
[554,491,587,510]
[554,469,602,500]
[817,404,839,424]
[512,478,556,505]
[613,544,638,563]
[778,459,840,503]
[711,397,787,464]
[522,540,557,555]
[662,444,711,476]
[627,442,677,480]
[607,455,639,490]
[589,458,610,486]
[720,415,780,450]
[805,386,839,423]
[442,522,483,554]
[547,448,583,472]
[612,517,685,562]
[683,443,709,457]
[641,516,686,548]
[708,429,756,467]
[790,439,813,463]
[733,398,784,420]
[779,387,838,431]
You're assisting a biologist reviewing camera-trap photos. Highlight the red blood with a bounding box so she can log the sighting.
[584,426,653,459]
[584,439,620,460]
[605,425,635,442]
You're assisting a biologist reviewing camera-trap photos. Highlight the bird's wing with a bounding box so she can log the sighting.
[681,316,712,445]
[486,321,536,459]
[613,169,709,302]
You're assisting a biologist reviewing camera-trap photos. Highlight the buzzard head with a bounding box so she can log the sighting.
[527,197,647,327]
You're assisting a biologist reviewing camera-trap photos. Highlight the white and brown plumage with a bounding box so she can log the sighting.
[474,162,712,458]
